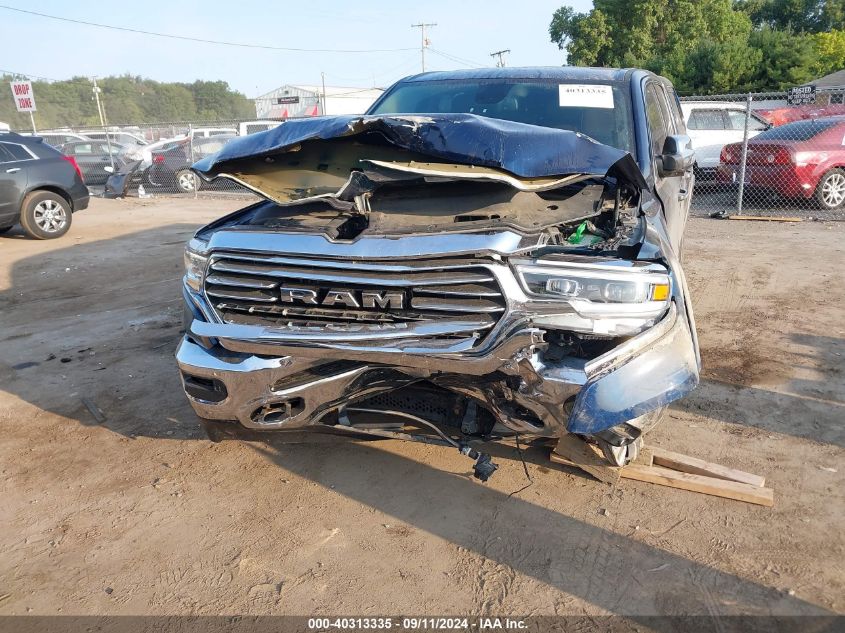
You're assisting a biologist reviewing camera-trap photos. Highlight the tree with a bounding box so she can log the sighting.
[810,30,845,77]
[675,38,761,94]
[736,0,845,32]
[549,7,612,66]
[746,27,815,90]
[549,0,831,94]
[0,74,253,129]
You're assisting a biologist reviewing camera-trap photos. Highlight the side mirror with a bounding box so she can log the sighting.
[658,134,695,177]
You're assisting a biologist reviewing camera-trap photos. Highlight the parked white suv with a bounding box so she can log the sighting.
[186,127,237,139]
[680,101,770,180]
[238,120,282,136]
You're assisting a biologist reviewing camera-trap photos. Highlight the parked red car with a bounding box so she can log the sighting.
[717,116,845,210]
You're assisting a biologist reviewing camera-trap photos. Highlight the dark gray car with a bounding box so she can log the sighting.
[0,132,89,239]
[60,140,128,186]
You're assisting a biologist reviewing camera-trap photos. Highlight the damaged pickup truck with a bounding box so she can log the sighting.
[176,67,700,478]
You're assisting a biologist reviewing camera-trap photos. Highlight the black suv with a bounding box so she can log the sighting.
[0,131,90,239]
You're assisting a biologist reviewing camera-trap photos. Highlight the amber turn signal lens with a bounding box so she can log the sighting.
[651,284,670,301]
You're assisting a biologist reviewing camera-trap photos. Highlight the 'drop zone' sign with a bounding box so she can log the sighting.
[10,80,36,112]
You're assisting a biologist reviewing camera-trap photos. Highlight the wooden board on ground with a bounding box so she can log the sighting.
[650,446,766,488]
[619,463,773,506]
[551,434,621,484]
[727,215,802,222]
[549,437,774,507]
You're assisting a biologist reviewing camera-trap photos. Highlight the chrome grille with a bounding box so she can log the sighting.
[203,254,507,338]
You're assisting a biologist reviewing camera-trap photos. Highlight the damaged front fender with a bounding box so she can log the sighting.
[567,303,699,435]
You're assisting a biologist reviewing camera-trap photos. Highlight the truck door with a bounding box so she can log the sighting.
[645,82,691,251]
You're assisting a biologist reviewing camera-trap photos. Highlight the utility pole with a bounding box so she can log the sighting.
[411,22,436,72]
[320,71,327,115]
[91,77,114,170]
[91,77,105,127]
[490,49,510,68]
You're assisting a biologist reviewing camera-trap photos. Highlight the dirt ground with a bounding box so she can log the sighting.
[0,196,843,621]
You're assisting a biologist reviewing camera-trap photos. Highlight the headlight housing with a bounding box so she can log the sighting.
[183,237,209,292]
[513,258,672,335]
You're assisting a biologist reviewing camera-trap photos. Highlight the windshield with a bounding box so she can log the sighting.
[369,79,635,153]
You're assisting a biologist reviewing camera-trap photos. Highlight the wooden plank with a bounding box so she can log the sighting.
[727,215,802,222]
[551,435,620,484]
[620,464,774,507]
[651,447,766,487]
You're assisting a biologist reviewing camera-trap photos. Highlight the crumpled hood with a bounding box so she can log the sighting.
[192,114,647,196]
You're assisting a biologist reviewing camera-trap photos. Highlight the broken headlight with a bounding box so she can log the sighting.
[513,259,672,335]
[183,237,209,292]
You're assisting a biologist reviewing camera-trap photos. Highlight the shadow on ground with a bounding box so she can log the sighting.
[0,222,839,626]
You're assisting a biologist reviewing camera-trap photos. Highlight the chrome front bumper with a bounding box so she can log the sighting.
[176,294,698,436]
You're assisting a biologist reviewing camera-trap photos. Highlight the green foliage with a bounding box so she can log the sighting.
[746,27,815,90]
[736,0,845,33]
[811,30,845,77]
[549,0,835,94]
[0,74,254,130]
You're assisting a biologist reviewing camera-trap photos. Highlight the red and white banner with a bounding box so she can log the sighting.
[10,80,37,112]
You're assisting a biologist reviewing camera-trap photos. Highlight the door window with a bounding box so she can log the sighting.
[69,143,93,155]
[1,142,35,161]
[645,84,670,156]
[667,89,686,133]
[688,109,727,130]
[0,144,15,163]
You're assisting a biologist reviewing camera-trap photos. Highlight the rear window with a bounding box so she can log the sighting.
[756,119,842,141]
[369,79,635,153]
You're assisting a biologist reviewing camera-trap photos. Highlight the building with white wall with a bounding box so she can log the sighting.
[254,85,384,119]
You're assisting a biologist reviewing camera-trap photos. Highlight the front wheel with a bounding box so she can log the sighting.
[816,168,845,210]
[19,191,72,239]
[175,169,198,193]
[598,436,643,467]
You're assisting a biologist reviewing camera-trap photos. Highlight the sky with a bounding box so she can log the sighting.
[0,0,594,97]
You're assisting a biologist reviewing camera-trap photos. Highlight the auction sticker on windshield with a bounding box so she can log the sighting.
[559,84,614,109]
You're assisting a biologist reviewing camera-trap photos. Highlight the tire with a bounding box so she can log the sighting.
[815,168,845,210]
[19,191,72,240]
[598,436,643,467]
[143,167,158,187]
[595,407,666,466]
[175,169,198,193]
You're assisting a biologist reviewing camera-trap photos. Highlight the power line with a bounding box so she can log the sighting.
[325,55,421,84]
[0,4,417,54]
[427,48,487,68]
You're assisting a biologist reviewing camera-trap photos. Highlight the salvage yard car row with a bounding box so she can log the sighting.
[14,122,283,192]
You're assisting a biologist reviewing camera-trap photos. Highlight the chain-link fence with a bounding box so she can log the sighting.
[681,89,845,220]
[15,91,845,219]
[16,117,294,197]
